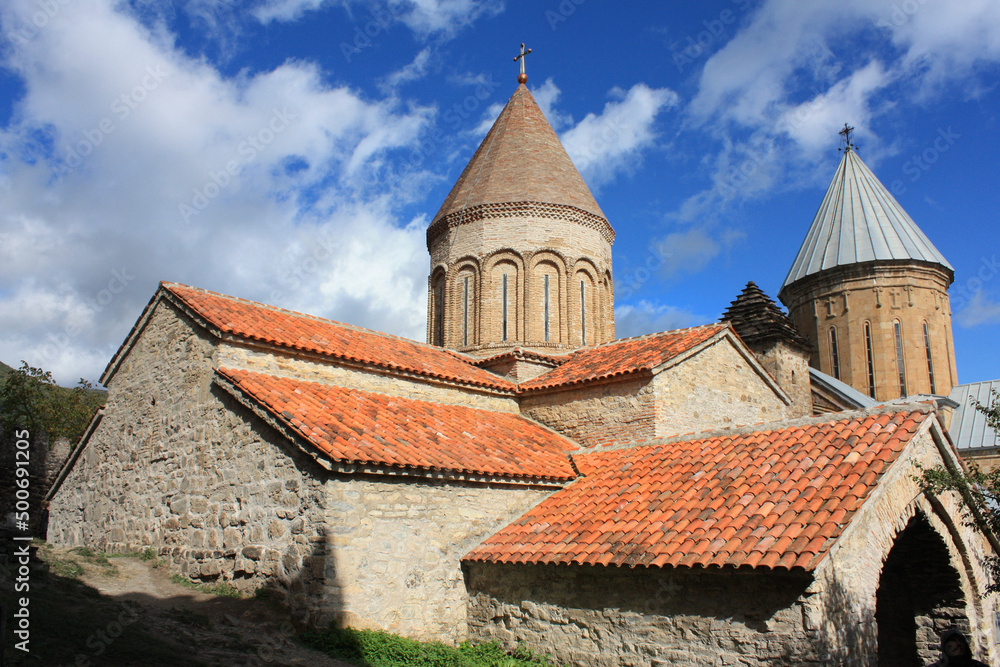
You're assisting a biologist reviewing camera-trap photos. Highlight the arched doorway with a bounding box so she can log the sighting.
[875,513,969,665]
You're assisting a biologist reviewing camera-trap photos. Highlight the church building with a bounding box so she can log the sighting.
[46,63,999,666]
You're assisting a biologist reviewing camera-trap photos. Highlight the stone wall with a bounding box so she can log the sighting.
[428,215,614,353]
[652,338,792,437]
[324,475,551,643]
[806,418,999,665]
[752,341,813,418]
[520,376,656,447]
[960,448,1000,472]
[782,262,957,401]
[216,343,519,413]
[46,301,330,621]
[520,339,791,447]
[467,562,822,666]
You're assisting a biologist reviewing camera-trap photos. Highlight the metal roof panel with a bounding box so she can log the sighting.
[948,380,1000,451]
[782,149,952,290]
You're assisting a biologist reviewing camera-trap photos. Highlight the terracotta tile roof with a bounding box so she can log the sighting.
[518,324,726,392]
[465,410,930,569]
[216,368,577,481]
[161,283,515,392]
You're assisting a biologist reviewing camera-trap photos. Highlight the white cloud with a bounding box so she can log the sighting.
[0,0,437,384]
[561,83,678,189]
[673,0,1000,222]
[253,0,332,24]
[252,0,502,39]
[531,77,572,131]
[614,301,703,339]
[380,47,433,92]
[396,0,503,38]
[955,291,1000,328]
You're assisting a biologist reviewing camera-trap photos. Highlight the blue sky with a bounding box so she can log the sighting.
[0,0,998,387]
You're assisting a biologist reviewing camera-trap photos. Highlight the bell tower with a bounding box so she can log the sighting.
[778,125,957,401]
[426,46,615,355]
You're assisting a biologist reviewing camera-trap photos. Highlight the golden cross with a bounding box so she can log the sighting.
[513,43,532,82]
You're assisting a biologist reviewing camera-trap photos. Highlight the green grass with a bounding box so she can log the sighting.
[35,542,121,578]
[299,626,563,667]
[170,573,244,598]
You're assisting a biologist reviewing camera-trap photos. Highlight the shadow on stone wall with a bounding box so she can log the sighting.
[812,571,877,664]
[466,561,824,665]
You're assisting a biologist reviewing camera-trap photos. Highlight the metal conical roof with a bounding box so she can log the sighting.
[781,149,952,290]
[430,84,607,225]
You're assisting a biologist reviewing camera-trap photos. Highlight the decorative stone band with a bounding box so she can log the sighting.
[426,201,616,247]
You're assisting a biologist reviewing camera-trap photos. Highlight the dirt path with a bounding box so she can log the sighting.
[1,545,355,666]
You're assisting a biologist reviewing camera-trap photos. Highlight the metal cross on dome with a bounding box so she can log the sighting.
[513,43,532,84]
[838,123,859,152]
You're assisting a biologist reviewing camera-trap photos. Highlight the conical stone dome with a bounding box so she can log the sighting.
[429,84,608,228]
[426,83,615,355]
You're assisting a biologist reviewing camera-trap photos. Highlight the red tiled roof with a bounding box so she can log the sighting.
[216,368,577,481]
[518,324,726,392]
[162,283,515,392]
[465,410,930,569]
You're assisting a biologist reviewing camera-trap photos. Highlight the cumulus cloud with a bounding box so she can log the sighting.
[0,0,436,384]
[561,83,679,189]
[673,0,1000,221]
[615,301,704,339]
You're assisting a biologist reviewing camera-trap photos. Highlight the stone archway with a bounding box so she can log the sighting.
[875,512,970,665]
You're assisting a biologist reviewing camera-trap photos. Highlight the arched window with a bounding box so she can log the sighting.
[580,279,587,345]
[894,320,906,396]
[544,274,551,342]
[829,326,841,380]
[462,275,471,347]
[431,274,446,347]
[864,321,876,399]
[454,265,477,348]
[502,272,509,342]
[923,322,936,394]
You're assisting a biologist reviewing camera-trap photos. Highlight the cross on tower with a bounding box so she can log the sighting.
[838,123,858,153]
[513,43,532,84]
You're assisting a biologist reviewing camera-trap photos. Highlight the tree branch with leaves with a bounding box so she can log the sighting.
[0,361,106,444]
[915,391,1000,595]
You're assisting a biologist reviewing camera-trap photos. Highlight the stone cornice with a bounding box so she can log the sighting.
[426,201,615,248]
